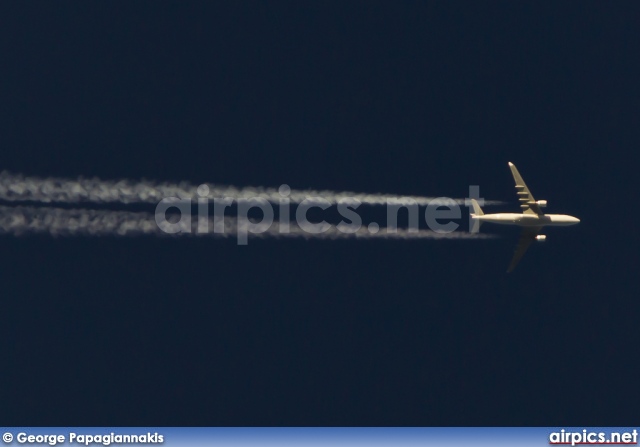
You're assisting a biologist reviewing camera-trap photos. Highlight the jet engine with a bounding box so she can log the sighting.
[535,200,547,207]
[535,235,547,242]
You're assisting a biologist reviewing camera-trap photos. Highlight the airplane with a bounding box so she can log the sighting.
[470,162,580,272]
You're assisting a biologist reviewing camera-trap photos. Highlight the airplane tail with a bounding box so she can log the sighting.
[470,199,483,233]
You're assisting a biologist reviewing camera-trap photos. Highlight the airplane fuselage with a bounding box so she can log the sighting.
[475,213,580,227]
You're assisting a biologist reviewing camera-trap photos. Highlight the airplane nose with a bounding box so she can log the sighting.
[574,217,581,223]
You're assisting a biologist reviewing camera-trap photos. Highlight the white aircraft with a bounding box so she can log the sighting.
[470,162,580,272]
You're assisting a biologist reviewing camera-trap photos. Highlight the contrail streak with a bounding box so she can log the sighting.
[0,206,496,240]
[0,171,502,207]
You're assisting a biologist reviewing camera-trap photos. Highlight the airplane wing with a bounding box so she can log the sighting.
[507,226,543,273]
[508,162,543,215]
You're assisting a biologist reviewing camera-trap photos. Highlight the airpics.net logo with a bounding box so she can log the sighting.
[153,184,487,244]
[549,429,638,446]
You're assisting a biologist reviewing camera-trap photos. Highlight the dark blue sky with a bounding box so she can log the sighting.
[1,2,638,425]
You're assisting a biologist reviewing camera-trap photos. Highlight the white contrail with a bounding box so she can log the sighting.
[0,205,496,240]
[0,171,502,207]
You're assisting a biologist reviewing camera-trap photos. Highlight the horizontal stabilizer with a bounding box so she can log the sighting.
[470,198,484,216]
